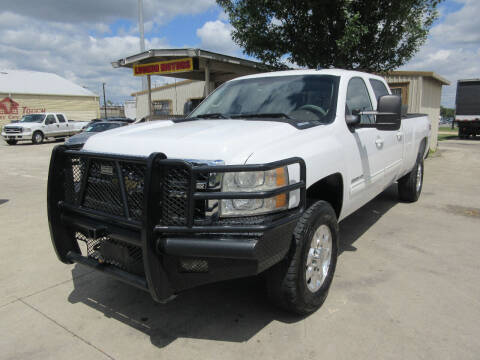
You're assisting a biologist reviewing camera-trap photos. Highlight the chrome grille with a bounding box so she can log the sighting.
[4,127,22,133]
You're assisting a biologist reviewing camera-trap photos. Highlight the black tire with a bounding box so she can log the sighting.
[398,157,424,202]
[32,131,44,145]
[6,140,17,145]
[266,200,339,314]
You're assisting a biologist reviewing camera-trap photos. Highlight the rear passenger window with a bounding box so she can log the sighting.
[57,114,66,123]
[346,77,374,125]
[369,79,389,100]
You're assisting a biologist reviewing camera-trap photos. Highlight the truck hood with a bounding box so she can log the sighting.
[4,123,38,130]
[65,131,95,146]
[82,119,298,164]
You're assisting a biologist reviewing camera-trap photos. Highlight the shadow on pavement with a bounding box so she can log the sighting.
[339,184,398,254]
[68,184,399,348]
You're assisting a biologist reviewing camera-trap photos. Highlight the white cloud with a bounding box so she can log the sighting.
[0,12,171,102]
[217,11,229,22]
[430,0,480,44]
[403,0,480,107]
[1,0,216,25]
[0,1,219,104]
[196,20,240,55]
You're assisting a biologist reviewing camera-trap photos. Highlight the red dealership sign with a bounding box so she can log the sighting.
[133,58,194,76]
[0,97,45,121]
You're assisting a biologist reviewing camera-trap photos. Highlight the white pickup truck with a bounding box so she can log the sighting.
[47,69,429,314]
[2,113,89,145]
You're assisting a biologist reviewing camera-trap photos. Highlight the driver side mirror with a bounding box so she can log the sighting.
[376,95,401,131]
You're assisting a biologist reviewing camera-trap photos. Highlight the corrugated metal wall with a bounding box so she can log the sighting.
[385,75,423,113]
[420,77,442,150]
[136,81,209,120]
[0,93,100,127]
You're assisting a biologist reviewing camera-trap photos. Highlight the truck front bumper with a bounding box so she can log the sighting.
[2,132,32,141]
[47,146,306,302]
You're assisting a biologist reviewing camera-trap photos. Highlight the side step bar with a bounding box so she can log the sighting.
[66,251,148,291]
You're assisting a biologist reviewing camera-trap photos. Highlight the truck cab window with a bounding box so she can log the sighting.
[57,114,66,123]
[346,77,374,125]
[45,115,56,125]
[369,79,389,100]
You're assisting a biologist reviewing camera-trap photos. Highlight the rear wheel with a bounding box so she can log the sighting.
[398,158,423,202]
[32,131,44,145]
[6,140,17,145]
[266,200,338,314]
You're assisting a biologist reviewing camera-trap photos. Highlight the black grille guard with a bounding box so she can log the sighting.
[47,145,306,301]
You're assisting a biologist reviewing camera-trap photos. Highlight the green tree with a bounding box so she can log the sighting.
[440,106,454,118]
[217,0,442,71]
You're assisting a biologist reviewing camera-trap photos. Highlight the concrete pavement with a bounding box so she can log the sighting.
[0,138,479,359]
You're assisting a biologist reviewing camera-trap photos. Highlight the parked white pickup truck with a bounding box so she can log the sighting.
[48,69,429,314]
[2,113,88,145]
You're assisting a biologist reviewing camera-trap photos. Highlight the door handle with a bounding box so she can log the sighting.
[56,124,59,127]
[375,138,384,147]
[396,132,403,141]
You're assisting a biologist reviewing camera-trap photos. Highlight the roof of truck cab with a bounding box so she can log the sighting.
[230,69,387,82]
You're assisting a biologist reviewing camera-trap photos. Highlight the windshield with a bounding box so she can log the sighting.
[20,114,45,123]
[84,122,121,133]
[188,75,339,123]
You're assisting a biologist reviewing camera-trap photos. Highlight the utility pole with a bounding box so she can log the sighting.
[102,82,107,119]
[138,0,147,90]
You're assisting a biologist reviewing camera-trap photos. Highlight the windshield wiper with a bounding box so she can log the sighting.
[193,113,227,119]
[230,113,292,119]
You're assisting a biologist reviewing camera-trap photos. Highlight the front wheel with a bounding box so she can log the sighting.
[398,158,424,202]
[32,131,44,145]
[266,200,339,314]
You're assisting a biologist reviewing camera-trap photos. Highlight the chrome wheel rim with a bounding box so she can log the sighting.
[305,224,332,293]
[35,133,42,142]
[416,162,422,193]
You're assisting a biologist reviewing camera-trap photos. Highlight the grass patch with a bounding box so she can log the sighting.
[438,133,457,141]
[438,126,457,134]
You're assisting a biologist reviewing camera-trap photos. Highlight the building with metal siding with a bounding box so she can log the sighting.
[132,80,210,120]
[0,70,100,127]
[384,71,450,151]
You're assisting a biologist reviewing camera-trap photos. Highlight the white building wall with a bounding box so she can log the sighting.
[0,93,100,126]
[124,100,136,119]
[135,80,211,120]
[420,77,442,151]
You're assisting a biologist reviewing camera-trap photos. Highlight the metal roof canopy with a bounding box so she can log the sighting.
[112,48,271,119]
[112,48,270,84]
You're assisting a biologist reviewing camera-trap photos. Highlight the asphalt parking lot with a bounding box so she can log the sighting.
[1,138,479,360]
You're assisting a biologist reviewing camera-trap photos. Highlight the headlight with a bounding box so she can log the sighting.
[220,167,289,217]
[22,128,30,133]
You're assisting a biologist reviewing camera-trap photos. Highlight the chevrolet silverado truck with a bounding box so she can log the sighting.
[2,113,88,145]
[47,69,429,314]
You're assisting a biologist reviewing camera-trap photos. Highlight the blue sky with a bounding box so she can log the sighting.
[0,0,478,107]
